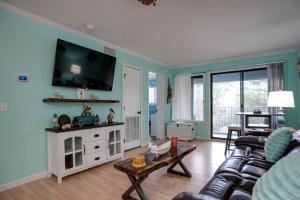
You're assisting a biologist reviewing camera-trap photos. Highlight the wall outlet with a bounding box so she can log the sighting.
[0,103,8,112]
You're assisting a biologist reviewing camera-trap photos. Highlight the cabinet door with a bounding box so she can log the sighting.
[107,126,123,159]
[63,135,85,172]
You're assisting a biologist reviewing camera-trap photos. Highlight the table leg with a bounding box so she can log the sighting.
[122,175,148,200]
[241,115,245,135]
[167,160,192,178]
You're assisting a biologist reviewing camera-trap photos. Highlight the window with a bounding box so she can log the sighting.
[149,86,157,104]
[192,75,204,121]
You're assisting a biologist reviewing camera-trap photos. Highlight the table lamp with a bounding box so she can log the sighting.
[267,91,295,126]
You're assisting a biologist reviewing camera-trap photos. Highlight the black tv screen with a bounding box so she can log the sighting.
[52,39,116,91]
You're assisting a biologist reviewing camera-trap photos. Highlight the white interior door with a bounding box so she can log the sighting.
[123,65,141,150]
[156,73,165,139]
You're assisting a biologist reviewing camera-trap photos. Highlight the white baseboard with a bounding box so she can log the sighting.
[0,171,47,192]
[195,135,211,140]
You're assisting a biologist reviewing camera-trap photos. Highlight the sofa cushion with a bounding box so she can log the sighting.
[214,156,272,181]
[199,175,234,199]
[252,150,300,200]
[172,192,220,200]
[231,146,265,160]
[282,134,300,157]
[228,190,252,200]
[230,145,252,157]
[235,136,267,150]
[198,173,255,200]
[264,127,293,162]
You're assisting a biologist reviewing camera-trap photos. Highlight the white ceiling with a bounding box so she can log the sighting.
[3,0,300,67]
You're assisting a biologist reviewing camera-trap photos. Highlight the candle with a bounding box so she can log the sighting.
[171,136,178,148]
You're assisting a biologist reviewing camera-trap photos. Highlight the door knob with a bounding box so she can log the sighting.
[137,111,141,114]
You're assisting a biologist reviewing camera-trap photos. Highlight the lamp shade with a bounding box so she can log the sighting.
[267,91,295,108]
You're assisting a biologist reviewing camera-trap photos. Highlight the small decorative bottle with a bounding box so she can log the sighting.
[53,114,59,128]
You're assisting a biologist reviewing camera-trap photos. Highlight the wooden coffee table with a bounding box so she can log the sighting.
[114,143,196,200]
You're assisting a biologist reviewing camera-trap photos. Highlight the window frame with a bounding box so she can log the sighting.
[191,74,205,122]
[210,67,268,139]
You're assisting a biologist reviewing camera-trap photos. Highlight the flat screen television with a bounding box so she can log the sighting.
[52,39,116,91]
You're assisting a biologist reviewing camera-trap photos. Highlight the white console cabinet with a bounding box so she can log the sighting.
[47,124,124,183]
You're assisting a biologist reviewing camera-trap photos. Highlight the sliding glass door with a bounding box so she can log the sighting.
[211,68,268,139]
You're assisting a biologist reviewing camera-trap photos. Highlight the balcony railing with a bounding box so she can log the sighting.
[212,106,268,137]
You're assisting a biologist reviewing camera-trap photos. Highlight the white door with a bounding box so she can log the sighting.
[156,73,165,139]
[123,65,141,150]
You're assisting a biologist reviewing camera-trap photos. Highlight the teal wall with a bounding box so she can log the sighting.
[174,51,299,138]
[0,6,299,186]
[0,9,173,185]
[149,104,157,115]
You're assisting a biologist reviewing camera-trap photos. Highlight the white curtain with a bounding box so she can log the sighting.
[172,74,192,121]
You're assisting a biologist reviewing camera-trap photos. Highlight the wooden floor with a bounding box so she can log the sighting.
[0,140,227,200]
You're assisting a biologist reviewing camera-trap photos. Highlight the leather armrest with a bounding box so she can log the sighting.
[235,136,267,150]
[172,192,220,200]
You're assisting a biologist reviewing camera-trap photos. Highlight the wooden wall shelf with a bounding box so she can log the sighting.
[46,122,124,133]
[43,98,120,103]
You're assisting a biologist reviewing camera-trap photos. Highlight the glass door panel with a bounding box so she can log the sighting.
[109,131,114,143]
[109,144,115,156]
[116,142,121,154]
[75,137,82,151]
[64,138,73,153]
[243,69,268,127]
[65,154,73,170]
[75,152,83,167]
[211,72,241,139]
[116,130,120,142]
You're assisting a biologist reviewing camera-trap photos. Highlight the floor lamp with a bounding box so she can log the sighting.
[267,91,295,127]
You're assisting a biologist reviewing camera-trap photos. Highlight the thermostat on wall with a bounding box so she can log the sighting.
[15,74,31,83]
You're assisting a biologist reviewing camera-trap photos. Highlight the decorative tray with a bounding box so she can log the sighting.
[150,141,171,155]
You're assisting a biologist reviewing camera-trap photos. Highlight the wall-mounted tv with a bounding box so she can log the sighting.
[52,39,116,91]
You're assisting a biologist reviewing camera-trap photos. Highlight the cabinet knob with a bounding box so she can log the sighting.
[94,145,100,149]
[94,134,100,137]
[95,157,100,161]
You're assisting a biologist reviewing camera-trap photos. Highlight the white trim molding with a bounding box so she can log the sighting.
[0,1,169,68]
[0,171,47,192]
[175,49,295,68]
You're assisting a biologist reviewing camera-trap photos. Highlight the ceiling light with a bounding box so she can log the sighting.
[138,0,157,6]
[85,24,94,31]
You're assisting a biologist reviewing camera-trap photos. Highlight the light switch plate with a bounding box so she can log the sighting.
[0,103,8,112]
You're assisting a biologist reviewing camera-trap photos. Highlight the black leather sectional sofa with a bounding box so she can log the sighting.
[172,135,300,200]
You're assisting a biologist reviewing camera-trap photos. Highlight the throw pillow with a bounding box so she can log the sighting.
[252,151,300,200]
[264,127,293,162]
